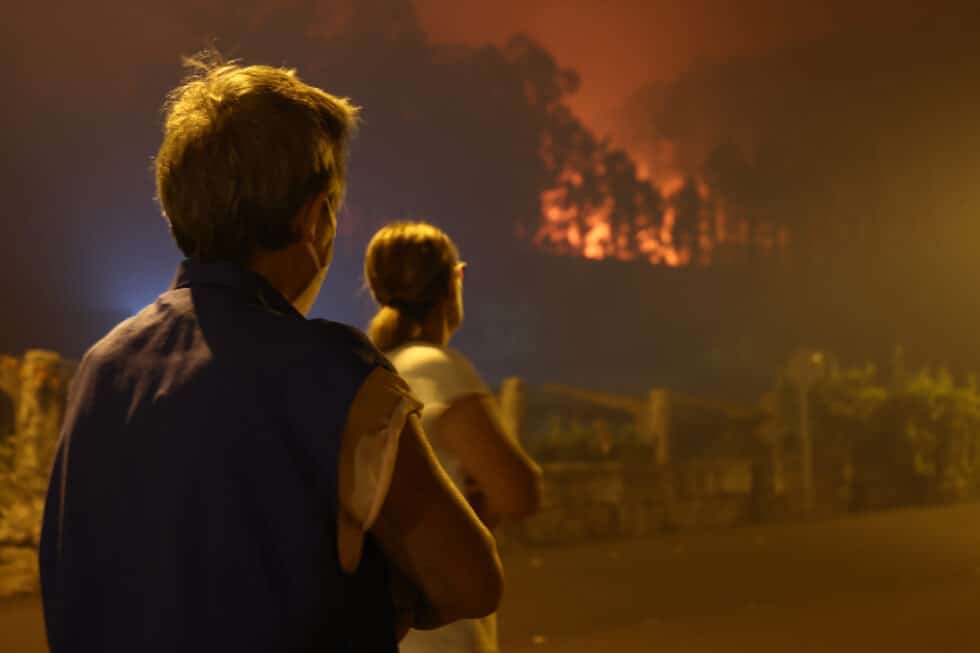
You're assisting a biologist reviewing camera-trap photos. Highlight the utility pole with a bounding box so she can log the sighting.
[798,375,814,515]
[787,349,826,516]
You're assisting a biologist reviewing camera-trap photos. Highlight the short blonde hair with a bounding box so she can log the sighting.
[155,52,359,262]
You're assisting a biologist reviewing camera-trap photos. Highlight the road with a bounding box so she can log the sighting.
[4,502,980,652]
[497,503,980,652]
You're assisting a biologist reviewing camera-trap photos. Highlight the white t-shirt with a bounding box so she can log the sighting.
[386,343,498,653]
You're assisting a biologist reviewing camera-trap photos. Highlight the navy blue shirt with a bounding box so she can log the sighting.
[40,260,397,652]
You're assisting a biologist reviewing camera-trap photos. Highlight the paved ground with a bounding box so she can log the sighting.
[497,503,980,652]
[4,502,980,652]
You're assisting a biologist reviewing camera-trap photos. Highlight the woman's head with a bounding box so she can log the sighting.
[365,222,464,351]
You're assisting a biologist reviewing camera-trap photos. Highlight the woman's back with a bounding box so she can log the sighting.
[387,344,487,484]
[388,343,501,653]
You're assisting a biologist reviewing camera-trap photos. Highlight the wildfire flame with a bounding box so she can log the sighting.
[533,162,790,267]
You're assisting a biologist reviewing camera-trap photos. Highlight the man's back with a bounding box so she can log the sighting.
[40,260,395,652]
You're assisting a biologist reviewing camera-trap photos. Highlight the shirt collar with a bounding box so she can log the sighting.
[170,259,303,318]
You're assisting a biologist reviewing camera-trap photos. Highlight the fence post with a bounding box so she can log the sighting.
[646,389,675,530]
[498,376,525,445]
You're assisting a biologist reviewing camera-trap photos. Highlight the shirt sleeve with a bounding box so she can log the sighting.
[442,348,491,400]
[393,346,490,420]
[336,366,422,573]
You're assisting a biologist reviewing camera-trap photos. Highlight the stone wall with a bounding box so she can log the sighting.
[0,364,791,596]
[0,356,19,438]
[500,462,661,545]
[498,458,770,546]
[497,379,788,546]
[0,350,75,597]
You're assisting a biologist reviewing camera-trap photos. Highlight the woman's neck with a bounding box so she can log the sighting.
[416,307,451,347]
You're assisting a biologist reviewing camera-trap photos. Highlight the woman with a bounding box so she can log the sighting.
[365,222,543,653]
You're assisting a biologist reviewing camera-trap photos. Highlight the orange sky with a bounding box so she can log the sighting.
[414,0,900,134]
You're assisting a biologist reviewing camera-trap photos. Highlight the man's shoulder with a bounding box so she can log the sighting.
[83,309,154,366]
[280,321,395,423]
[302,319,394,374]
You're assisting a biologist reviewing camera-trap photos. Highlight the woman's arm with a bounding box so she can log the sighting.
[435,394,543,519]
[370,413,504,627]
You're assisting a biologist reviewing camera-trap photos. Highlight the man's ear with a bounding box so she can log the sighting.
[295,190,337,268]
[296,193,323,244]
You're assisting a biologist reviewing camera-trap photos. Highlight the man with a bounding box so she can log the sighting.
[40,54,501,652]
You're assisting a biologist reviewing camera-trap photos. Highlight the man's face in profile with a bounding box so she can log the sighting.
[447,262,465,334]
[291,171,342,315]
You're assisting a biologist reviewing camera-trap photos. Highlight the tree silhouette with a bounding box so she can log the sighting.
[704,143,757,262]
[670,177,702,264]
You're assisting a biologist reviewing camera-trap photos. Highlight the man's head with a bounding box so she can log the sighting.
[155,53,359,310]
